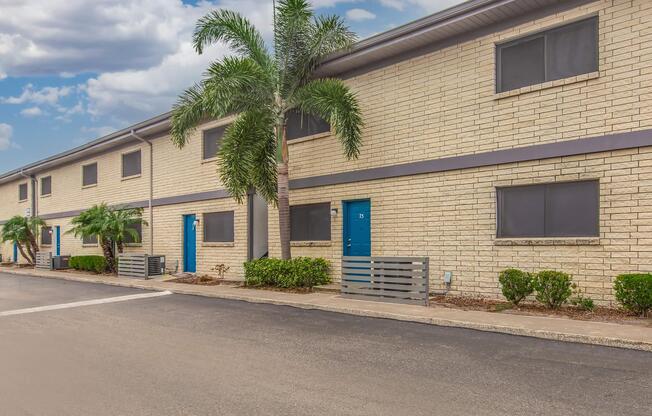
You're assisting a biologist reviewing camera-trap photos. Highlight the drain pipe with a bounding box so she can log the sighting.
[19,169,37,218]
[131,130,154,255]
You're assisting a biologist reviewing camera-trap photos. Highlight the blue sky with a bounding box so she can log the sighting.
[0,0,464,172]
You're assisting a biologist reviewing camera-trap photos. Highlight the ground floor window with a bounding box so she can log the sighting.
[41,226,52,245]
[290,202,331,241]
[83,234,98,245]
[203,211,234,242]
[123,222,143,244]
[496,180,599,238]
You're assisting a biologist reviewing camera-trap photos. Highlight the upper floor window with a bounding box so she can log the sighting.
[41,226,52,245]
[203,211,235,243]
[496,180,599,238]
[286,109,330,141]
[290,202,331,241]
[41,176,52,196]
[496,16,598,93]
[82,163,98,187]
[18,183,28,201]
[203,126,227,160]
[122,150,141,178]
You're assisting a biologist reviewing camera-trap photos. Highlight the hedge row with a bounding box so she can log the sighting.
[244,257,330,289]
[69,255,108,274]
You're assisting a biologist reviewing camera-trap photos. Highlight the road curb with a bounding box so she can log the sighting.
[3,268,652,352]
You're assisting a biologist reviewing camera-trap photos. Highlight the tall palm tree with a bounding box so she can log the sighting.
[171,0,363,259]
[68,203,145,273]
[1,215,44,264]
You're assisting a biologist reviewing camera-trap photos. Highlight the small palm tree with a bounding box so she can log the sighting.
[171,0,363,259]
[1,215,44,264]
[68,203,145,273]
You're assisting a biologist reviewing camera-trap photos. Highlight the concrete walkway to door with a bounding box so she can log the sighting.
[1,265,651,352]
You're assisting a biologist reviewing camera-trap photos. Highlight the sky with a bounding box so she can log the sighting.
[0,0,465,172]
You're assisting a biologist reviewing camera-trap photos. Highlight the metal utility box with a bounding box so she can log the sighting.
[52,255,71,270]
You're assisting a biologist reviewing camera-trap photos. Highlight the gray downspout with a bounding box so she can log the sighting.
[131,130,154,255]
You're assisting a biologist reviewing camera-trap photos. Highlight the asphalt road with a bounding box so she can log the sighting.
[0,273,650,416]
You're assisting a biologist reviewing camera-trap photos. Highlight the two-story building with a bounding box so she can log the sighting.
[1,0,650,303]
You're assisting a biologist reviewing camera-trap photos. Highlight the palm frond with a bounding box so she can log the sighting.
[193,9,271,69]
[293,78,363,159]
[171,83,207,149]
[218,109,277,204]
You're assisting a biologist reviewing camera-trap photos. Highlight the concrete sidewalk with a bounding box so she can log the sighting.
[2,266,651,352]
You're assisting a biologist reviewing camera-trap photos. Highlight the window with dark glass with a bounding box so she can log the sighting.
[286,109,330,140]
[203,126,227,160]
[290,203,331,241]
[41,176,52,196]
[83,234,98,245]
[497,180,599,238]
[18,183,28,201]
[82,163,98,186]
[203,211,235,242]
[123,221,142,244]
[41,226,52,245]
[496,16,598,92]
[122,150,141,177]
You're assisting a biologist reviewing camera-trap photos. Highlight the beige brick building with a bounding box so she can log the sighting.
[1,0,650,304]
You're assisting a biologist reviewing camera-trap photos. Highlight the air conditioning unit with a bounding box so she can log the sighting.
[147,255,166,277]
[52,255,71,270]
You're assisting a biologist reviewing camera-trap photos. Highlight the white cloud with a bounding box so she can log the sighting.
[346,8,376,21]
[0,123,14,150]
[20,106,44,117]
[378,0,465,13]
[379,0,405,11]
[1,84,72,106]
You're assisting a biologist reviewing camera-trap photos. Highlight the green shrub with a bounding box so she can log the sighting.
[533,270,573,309]
[244,257,330,289]
[498,268,534,305]
[614,274,652,317]
[69,255,108,274]
[569,284,595,311]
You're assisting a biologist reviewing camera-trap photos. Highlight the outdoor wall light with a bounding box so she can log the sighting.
[330,208,338,217]
[193,218,200,229]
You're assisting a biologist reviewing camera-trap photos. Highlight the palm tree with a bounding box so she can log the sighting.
[1,215,44,264]
[171,0,363,259]
[68,203,145,273]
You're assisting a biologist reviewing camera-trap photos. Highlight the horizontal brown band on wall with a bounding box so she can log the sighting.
[0,189,232,224]
[289,129,652,190]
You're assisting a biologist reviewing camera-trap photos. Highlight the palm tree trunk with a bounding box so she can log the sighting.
[27,231,38,264]
[276,122,291,260]
[16,243,32,265]
[101,239,116,273]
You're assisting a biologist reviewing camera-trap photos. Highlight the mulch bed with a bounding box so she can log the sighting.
[430,294,651,325]
[239,285,314,294]
[168,276,227,286]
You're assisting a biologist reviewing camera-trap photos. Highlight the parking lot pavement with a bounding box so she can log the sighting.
[1,273,651,416]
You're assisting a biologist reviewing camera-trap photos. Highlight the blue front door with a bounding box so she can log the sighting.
[55,226,61,256]
[343,200,371,256]
[13,242,17,262]
[183,214,197,273]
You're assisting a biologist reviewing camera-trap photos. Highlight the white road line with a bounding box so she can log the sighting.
[0,290,173,317]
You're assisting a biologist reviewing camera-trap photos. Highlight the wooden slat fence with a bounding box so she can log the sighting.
[341,256,430,306]
[118,254,148,278]
[35,252,52,270]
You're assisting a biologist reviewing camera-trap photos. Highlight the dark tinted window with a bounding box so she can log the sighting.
[83,234,98,245]
[18,183,28,201]
[203,126,226,160]
[497,181,599,238]
[123,221,142,244]
[122,150,141,177]
[41,176,52,196]
[41,226,52,245]
[286,109,330,140]
[83,163,98,186]
[203,211,235,242]
[497,17,598,92]
[290,203,331,241]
